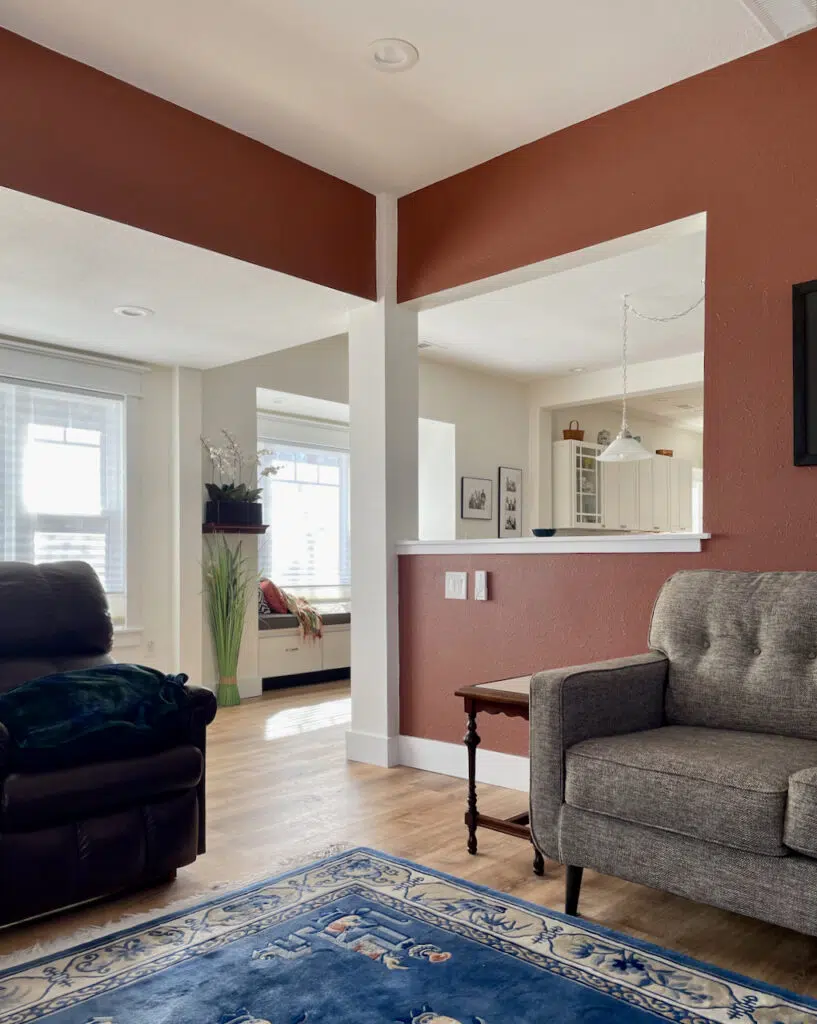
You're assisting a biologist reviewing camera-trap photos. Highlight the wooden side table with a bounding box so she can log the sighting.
[455,676,544,876]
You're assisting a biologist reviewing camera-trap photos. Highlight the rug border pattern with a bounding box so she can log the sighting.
[0,848,815,1024]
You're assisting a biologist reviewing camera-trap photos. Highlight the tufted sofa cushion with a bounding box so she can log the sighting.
[0,562,113,695]
[649,570,817,739]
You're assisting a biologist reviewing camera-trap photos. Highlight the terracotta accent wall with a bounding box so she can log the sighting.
[397,29,817,755]
[0,28,375,299]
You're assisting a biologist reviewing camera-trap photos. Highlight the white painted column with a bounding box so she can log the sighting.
[171,366,204,683]
[347,195,419,767]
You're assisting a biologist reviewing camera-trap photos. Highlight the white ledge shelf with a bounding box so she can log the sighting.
[396,533,711,556]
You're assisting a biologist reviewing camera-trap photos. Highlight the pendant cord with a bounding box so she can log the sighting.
[618,290,705,434]
[621,295,629,431]
[629,293,705,324]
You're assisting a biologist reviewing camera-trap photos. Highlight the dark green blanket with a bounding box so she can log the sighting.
[0,664,193,771]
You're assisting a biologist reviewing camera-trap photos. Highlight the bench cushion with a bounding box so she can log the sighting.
[565,726,817,856]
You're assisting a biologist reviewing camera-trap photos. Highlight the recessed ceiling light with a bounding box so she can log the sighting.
[114,305,153,318]
[569,367,585,374]
[368,38,419,73]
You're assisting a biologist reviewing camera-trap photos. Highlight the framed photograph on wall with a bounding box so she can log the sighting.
[794,278,817,465]
[498,466,523,537]
[461,476,493,520]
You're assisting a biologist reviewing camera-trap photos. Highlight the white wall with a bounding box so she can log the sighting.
[221,335,532,540]
[418,360,531,539]
[418,418,456,540]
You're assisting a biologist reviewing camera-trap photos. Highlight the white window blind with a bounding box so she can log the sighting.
[258,441,350,601]
[0,378,126,603]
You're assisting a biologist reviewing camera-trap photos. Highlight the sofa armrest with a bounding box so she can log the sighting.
[529,652,668,860]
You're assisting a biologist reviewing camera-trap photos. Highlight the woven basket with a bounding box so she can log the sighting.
[563,420,585,441]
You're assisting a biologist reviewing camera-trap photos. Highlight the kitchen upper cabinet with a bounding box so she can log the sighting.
[552,440,604,529]
[603,461,639,531]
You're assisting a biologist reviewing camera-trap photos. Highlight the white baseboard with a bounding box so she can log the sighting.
[398,735,529,792]
[346,730,400,768]
[238,675,263,699]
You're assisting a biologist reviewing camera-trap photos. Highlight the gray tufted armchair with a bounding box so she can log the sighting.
[529,570,817,936]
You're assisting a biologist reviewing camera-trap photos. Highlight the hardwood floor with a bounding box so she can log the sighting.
[3,681,817,996]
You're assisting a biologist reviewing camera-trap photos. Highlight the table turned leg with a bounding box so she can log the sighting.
[533,848,545,876]
[464,706,481,855]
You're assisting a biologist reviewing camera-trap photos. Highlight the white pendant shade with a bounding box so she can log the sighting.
[597,428,652,462]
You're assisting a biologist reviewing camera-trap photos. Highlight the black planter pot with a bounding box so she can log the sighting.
[204,500,263,526]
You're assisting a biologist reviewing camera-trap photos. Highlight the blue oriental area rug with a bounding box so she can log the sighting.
[1,849,816,1024]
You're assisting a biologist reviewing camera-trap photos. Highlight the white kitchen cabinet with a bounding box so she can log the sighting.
[638,457,670,532]
[670,458,693,532]
[553,440,604,529]
[554,442,694,533]
[638,455,693,532]
[602,461,639,531]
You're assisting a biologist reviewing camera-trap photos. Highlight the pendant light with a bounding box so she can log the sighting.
[597,295,652,463]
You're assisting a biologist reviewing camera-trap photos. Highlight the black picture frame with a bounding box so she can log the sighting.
[794,279,817,465]
[497,466,523,538]
[460,476,493,520]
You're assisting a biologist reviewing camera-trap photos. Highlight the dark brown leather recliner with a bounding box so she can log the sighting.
[0,561,217,925]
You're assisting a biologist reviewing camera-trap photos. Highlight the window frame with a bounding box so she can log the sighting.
[0,340,146,631]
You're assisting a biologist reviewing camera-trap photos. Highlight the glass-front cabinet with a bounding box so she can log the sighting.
[553,440,604,529]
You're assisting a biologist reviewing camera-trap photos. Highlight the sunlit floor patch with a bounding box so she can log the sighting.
[264,697,351,740]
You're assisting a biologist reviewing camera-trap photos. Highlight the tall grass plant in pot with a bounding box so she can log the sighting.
[204,537,256,707]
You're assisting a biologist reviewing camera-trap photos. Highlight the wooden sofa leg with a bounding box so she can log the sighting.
[565,865,584,916]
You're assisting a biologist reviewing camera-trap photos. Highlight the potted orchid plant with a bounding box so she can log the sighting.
[201,430,279,527]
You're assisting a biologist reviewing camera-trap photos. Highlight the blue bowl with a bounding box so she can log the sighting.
[531,528,556,537]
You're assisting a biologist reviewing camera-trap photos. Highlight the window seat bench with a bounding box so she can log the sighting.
[257,605,351,687]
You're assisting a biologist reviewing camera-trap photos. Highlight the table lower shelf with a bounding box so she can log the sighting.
[465,810,531,840]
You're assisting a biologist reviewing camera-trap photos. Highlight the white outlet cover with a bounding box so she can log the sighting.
[445,571,468,600]
[474,570,488,601]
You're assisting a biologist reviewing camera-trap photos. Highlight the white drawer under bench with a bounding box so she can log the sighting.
[257,623,350,683]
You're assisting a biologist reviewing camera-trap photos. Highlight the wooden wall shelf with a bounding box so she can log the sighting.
[202,523,269,534]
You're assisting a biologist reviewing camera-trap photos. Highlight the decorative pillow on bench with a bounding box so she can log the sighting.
[260,578,288,614]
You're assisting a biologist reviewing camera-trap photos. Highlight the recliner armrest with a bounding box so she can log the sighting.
[529,652,668,859]
[184,685,218,728]
[0,721,10,778]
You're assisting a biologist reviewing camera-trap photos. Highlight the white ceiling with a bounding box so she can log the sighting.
[0,0,796,194]
[627,386,704,433]
[418,228,707,379]
[0,187,369,369]
[258,388,349,424]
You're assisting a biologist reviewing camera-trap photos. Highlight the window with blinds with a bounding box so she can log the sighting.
[0,379,126,611]
[258,441,350,601]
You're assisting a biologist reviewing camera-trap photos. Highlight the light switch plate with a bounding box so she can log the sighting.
[445,571,468,600]
[474,570,489,601]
